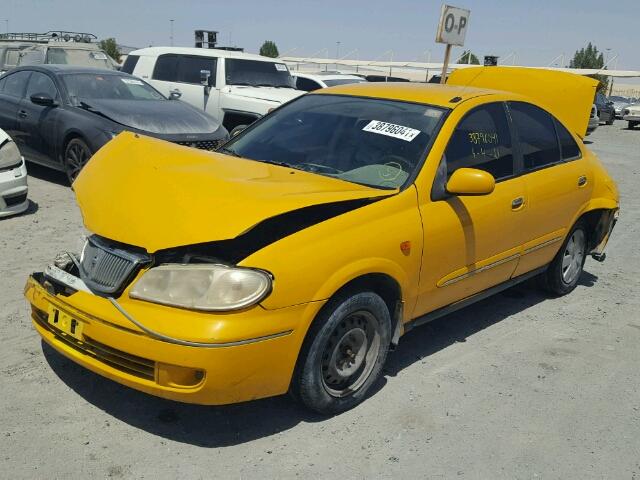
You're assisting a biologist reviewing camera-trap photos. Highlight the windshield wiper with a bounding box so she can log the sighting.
[259,159,299,169]
[217,146,242,157]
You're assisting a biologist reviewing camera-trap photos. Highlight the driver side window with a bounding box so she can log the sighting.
[444,102,514,180]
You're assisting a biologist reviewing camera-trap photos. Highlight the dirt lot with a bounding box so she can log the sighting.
[1,123,639,479]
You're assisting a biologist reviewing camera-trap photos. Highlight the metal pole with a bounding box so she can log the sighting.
[440,44,452,84]
[170,19,174,46]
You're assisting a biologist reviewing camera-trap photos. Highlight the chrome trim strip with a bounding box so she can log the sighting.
[523,236,563,255]
[440,253,520,287]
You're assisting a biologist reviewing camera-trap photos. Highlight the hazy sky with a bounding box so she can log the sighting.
[2,0,639,69]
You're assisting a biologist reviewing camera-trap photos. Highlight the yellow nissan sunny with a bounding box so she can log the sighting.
[25,67,619,414]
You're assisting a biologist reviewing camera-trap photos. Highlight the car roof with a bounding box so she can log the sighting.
[293,72,364,82]
[9,64,123,75]
[130,46,285,63]
[313,82,503,109]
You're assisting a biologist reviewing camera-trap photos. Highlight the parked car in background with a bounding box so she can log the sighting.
[622,104,640,129]
[0,65,228,182]
[594,92,615,125]
[365,74,411,82]
[122,47,304,134]
[0,31,117,73]
[291,72,366,91]
[609,95,632,119]
[587,104,599,135]
[25,67,618,414]
[0,127,28,218]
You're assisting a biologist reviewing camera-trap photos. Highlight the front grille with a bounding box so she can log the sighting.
[175,139,224,151]
[79,236,151,296]
[4,192,27,206]
[33,307,156,381]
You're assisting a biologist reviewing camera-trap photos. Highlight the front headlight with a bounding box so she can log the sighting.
[129,264,272,311]
[0,140,22,170]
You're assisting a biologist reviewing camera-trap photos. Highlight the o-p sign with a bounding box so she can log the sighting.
[436,4,470,46]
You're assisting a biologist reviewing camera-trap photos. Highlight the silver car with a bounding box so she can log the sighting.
[0,129,28,218]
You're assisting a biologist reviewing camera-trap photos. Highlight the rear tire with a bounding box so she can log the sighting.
[606,114,614,125]
[629,121,638,130]
[63,137,93,185]
[292,291,391,415]
[539,221,588,296]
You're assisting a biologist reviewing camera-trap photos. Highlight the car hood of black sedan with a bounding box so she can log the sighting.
[80,99,220,135]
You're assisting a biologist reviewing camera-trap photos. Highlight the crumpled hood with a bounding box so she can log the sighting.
[225,85,303,104]
[73,132,389,253]
[82,99,221,135]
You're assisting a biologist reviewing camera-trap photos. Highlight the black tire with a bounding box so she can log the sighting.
[606,114,614,125]
[63,137,93,184]
[539,221,588,296]
[292,291,392,415]
[629,121,638,130]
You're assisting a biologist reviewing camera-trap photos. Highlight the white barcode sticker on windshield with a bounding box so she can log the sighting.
[362,120,421,142]
[275,63,288,71]
[121,78,144,85]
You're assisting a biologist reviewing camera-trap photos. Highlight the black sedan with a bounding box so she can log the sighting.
[0,65,228,182]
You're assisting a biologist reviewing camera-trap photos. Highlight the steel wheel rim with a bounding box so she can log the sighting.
[562,229,585,284]
[65,142,90,181]
[321,310,381,398]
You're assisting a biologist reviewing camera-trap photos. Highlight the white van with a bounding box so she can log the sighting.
[122,47,304,132]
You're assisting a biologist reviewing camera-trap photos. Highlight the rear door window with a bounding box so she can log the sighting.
[296,77,322,91]
[508,102,561,170]
[554,119,581,160]
[176,56,217,85]
[4,49,21,68]
[444,102,514,180]
[152,54,179,81]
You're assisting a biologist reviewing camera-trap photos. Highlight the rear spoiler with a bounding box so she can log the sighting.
[448,67,599,139]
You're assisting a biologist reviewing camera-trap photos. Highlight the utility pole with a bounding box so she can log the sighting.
[170,19,174,46]
[2,19,8,34]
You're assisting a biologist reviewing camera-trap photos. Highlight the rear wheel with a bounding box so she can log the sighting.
[629,121,638,130]
[292,291,391,415]
[539,221,587,296]
[63,138,93,184]
[606,114,614,125]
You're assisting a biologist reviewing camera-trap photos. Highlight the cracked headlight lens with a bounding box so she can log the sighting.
[130,264,272,311]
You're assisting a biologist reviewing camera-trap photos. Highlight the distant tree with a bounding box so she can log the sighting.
[457,50,480,65]
[99,38,121,63]
[259,40,279,58]
[570,42,609,93]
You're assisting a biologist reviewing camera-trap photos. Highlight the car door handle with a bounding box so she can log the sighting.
[578,175,587,187]
[18,110,28,118]
[511,197,525,210]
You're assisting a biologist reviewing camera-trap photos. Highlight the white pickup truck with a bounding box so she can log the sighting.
[122,47,304,133]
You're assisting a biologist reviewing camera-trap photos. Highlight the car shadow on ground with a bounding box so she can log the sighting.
[42,270,598,448]
[26,162,69,187]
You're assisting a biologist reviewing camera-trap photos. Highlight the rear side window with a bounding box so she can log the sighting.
[152,54,217,85]
[509,102,561,170]
[121,55,139,74]
[4,49,20,68]
[2,71,31,97]
[296,77,321,92]
[554,119,581,160]
[444,102,514,180]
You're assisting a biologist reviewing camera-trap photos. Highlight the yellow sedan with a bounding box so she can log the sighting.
[25,67,619,414]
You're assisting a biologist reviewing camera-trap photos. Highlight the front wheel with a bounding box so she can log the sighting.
[539,221,587,296]
[292,291,392,415]
[63,138,93,184]
[629,121,638,130]
[606,114,614,125]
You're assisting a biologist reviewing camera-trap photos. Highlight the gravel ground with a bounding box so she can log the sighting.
[1,123,639,479]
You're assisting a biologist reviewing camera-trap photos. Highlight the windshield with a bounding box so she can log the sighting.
[63,73,165,104]
[223,94,445,189]
[609,96,629,102]
[46,48,117,69]
[225,59,294,88]
[323,78,365,87]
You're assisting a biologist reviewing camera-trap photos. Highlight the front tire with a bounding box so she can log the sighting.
[540,221,587,296]
[63,137,93,184]
[292,291,392,415]
[629,121,638,130]
[606,114,614,125]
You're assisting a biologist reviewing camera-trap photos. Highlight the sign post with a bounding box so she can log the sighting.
[435,4,471,84]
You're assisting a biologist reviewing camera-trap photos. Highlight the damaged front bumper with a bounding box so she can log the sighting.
[25,271,324,405]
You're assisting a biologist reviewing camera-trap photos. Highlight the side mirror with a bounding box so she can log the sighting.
[446,168,495,196]
[30,93,56,107]
[200,69,212,86]
[168,89,182,100]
